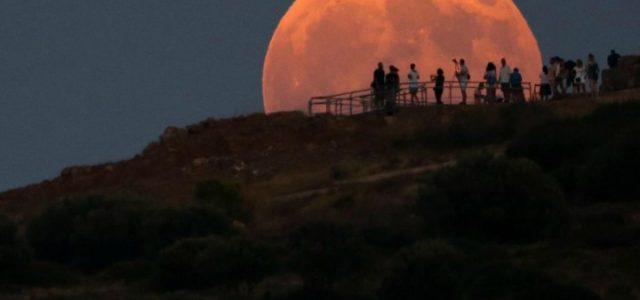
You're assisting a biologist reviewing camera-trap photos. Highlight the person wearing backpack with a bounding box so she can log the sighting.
[484,62,498,104]
[587,53,600,98]
[509,68,525,103]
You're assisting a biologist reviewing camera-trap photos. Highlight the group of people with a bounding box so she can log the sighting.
[538,50,620,101]
[370,58,526,115]
[370,50,620,114]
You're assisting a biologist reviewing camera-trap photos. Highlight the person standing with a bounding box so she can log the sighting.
[608,50,621,69]
[385,65,400,115]
[484,62,498,104]
[431,68,445,105]
[509,68,524,103]
[454,58,470,105]
[499,58,512,102]
[372,63,386,110]
[574,59,587,95]
[540,66,552,101]
[553,57,566,97]
[587,54,600,98]
[408,63,421,105]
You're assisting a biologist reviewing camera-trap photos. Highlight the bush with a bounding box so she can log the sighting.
[140,205,234,255]
[289,222,370,288]
[507,101,640,194]
[379,240,465,300]
[418,153,570,243]
[507,119,594,172]
[26,196,146,268]
[153,235,276,290]
[195,180,251,222]
[0,214,17,246]
[574,213,640,248]
[27,196,235,269]
[464,263,600,300]
[580,128,640,202]
[0,214,35,288]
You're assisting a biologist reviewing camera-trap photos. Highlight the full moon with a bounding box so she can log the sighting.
[263,0,543,113]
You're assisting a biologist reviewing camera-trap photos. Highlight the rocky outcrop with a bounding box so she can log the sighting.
[602,55,640,92]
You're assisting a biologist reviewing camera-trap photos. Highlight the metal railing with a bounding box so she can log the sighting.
[308,81,534,115]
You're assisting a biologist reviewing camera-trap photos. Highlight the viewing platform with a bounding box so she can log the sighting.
[308,81,536,116]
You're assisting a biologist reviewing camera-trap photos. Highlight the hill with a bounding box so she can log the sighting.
[1,88,640,299]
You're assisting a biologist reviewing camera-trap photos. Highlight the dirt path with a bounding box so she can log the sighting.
[272,161,455,202]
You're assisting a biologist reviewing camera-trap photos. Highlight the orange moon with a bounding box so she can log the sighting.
[263,0,542,113]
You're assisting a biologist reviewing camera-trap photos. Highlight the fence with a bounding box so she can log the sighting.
[308,81,534,115]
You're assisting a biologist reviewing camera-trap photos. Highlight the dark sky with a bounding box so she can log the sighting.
[1,0,639,191]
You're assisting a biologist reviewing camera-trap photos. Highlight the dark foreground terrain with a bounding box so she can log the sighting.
[1,89,640,299]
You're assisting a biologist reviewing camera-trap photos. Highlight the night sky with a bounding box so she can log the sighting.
[1,0,639,191]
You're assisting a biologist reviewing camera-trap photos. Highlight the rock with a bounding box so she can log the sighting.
[602,55,640,92]
[160,126,187,142]
[192,157,209,168]
[61,166,94,178]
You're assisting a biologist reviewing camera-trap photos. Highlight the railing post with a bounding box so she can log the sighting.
[448,82,453,105]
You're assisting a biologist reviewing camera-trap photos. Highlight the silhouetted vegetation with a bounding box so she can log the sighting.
[195,180,251,222]
[153,235,276,291]
[580,127,640,202]
[7,100,640,297]
[418,153,570,243]
[289,222,371,289]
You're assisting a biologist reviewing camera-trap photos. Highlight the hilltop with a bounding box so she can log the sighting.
[1,87,640,299]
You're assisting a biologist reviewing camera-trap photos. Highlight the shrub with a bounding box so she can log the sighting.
[27,196,236,269]
[507,119,594,172]
[574,212,640,248]
[464,263,600,299]
[418,153,570,243]
[379,240,465,300]
[0,214,17,246]
[26,196,146,268]
[0,214,34,288]
[153,235,276,290]
[289,222,370,288]
[140,205,234,255]
[580,128,640,202]
[195,180,251,222]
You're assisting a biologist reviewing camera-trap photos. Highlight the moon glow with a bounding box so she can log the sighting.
[263,0,543,113]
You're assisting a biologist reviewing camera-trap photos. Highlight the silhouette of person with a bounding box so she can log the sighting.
[474,82,485,104]
[431,68,445,105]
[499,58,512,102]
[385,65,400,115]
[509,68,524,102]
[587,53,600,98]
[564,60,577,93]
[484,62,497,103]
[454,58,470,105]
[408,63,421,105]
[553,57,566,97]
[372,63,386,109]
[540,65,552,101]
[608,50,621,69]
[574,59,587,95]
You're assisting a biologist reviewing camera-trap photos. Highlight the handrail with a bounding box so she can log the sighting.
[308,81,534,115]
